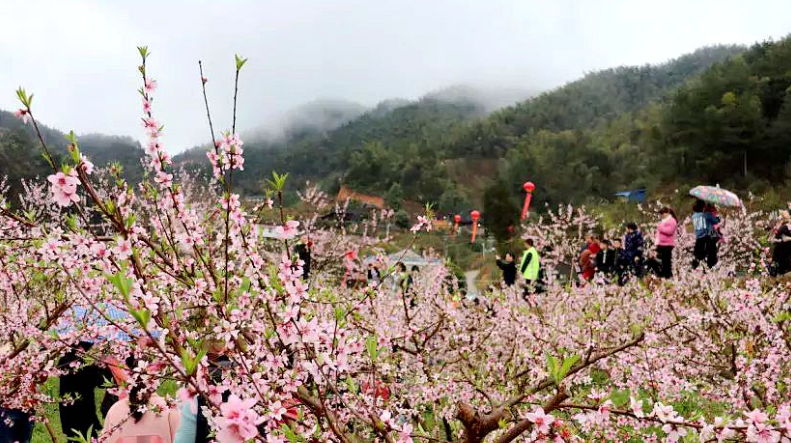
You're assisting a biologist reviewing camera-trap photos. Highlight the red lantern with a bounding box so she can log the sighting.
[453,214,461,235]
[470,210,481,243]
[521,181,536,220]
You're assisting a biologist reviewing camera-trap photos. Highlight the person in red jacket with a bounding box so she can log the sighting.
[579,235,601,283]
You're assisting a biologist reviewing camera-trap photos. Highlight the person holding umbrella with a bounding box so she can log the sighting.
[688,185,742,271]
[691,199,720,270]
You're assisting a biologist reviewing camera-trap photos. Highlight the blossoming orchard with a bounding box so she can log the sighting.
[2,47,791,443]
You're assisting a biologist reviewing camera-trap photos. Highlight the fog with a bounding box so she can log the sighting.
[2,0,791,152]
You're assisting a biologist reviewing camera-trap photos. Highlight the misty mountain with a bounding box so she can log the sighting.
[176,93,490,196]
[244,98,368,141]
[425,84,536,112]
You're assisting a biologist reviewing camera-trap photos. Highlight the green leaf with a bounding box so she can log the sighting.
[235,54,248,71]
[66,425,94,443]
[125,214,137,230]
[41,151,55,170]
[16,87,32,108]
[66,214,78,231]
[240,277,251,294]
[266,171,289,191]
[66,131,81,162]
[345,377,357,393]
[137,46,149,60]
[181,349,199,375]
[546,353,560,384]
[366,334,379,361]
[558,354,580,380]
[128,306,150,328]
[280,424,300,443]
[106,269,133,299]
[772,312,791,323]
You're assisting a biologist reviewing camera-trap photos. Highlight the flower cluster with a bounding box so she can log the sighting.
[207,133,245,179]
[46,171,80,207]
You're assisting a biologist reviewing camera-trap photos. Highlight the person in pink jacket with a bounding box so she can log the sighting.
[655,207,678,278]
[102,386,181,443]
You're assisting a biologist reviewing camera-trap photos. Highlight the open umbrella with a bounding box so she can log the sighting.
[56,304,160,342]
[689,185,741,207]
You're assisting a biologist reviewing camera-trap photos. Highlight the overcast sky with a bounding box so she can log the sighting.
[2,0,790,153]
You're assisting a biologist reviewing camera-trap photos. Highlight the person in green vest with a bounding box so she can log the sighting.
[520,238,540,292]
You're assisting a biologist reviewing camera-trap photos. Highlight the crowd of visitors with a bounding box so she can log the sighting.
[492,201,748,289]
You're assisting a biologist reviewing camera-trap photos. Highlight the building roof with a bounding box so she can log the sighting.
[337,185,385,209]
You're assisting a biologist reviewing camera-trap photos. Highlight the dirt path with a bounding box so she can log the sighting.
[464,270,480,299]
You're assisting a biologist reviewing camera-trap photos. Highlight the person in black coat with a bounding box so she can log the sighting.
[612,239,630,285]
[771,210,791,276]
[0,408,33,443]
[293,238,312,279]
[595,240,616,277]
[495,253,517,286]
[58,341,112,440]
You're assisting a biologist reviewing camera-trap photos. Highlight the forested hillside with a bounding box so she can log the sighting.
[176,96,489,199]
[0,110,144,202]
[443,45,745,158]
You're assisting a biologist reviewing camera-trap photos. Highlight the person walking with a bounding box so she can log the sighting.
[495,253,517,286]
[520,239,540,290]
[624,222,644,277]
[705,204,724,266]
[655,207,678,278]
[692,199,720,269]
